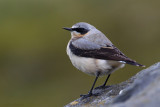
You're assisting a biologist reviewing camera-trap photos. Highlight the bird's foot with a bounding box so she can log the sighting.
[95,85,111,89]
[80,92,100,99]
[80,92,93,98]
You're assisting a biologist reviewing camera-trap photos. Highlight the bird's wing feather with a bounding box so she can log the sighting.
[70,42,144,67]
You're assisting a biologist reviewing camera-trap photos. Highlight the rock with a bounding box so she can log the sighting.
[65,62,160,107]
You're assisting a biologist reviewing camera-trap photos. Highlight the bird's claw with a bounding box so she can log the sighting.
[95,85,111,89]
[80,93,92,98]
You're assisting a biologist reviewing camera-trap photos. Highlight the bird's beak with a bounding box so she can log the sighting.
[63,27,73,31]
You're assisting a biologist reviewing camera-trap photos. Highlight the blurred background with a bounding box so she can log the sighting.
[0,0,160,106]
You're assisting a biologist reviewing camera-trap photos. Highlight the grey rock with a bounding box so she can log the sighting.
[65,62,160,107]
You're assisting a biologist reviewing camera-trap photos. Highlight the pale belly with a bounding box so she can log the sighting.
[67,44,125,76]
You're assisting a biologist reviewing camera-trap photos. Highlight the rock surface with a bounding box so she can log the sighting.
[65,62,160,107]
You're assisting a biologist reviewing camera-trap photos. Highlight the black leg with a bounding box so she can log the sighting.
[95,74,111,89]
[102,74,111,87]
[80,72,100,98]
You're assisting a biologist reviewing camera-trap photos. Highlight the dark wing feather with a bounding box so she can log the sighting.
[69,43,144,67]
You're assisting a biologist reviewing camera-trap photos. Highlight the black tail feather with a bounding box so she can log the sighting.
[125,60,145,67]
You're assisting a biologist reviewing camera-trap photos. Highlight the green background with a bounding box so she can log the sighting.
[0,0,160,106]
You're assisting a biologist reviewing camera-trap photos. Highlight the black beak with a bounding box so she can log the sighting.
[63,27,73,31]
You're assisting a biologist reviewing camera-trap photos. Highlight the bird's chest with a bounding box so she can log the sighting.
[66,43,113,76]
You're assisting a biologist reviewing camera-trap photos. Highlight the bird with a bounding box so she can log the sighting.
[63,22,145,98]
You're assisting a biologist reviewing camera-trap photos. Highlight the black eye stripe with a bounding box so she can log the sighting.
[72,28,89,34]
[72,28,85,32]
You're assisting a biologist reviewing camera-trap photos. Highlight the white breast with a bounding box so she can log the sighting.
[66,42,125,76]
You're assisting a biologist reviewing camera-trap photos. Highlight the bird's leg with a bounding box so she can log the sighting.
[102,74,111,87]
[95,74,111,89]
[80,72,100,98]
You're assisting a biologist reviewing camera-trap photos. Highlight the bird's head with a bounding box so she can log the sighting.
[63,22,96,38]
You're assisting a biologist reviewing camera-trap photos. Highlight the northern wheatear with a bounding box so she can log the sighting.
[63,22,145,98]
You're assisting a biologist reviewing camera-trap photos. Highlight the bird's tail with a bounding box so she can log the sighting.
[125,60,145,67]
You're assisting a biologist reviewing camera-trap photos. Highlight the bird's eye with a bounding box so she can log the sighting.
[72,28,89,34]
